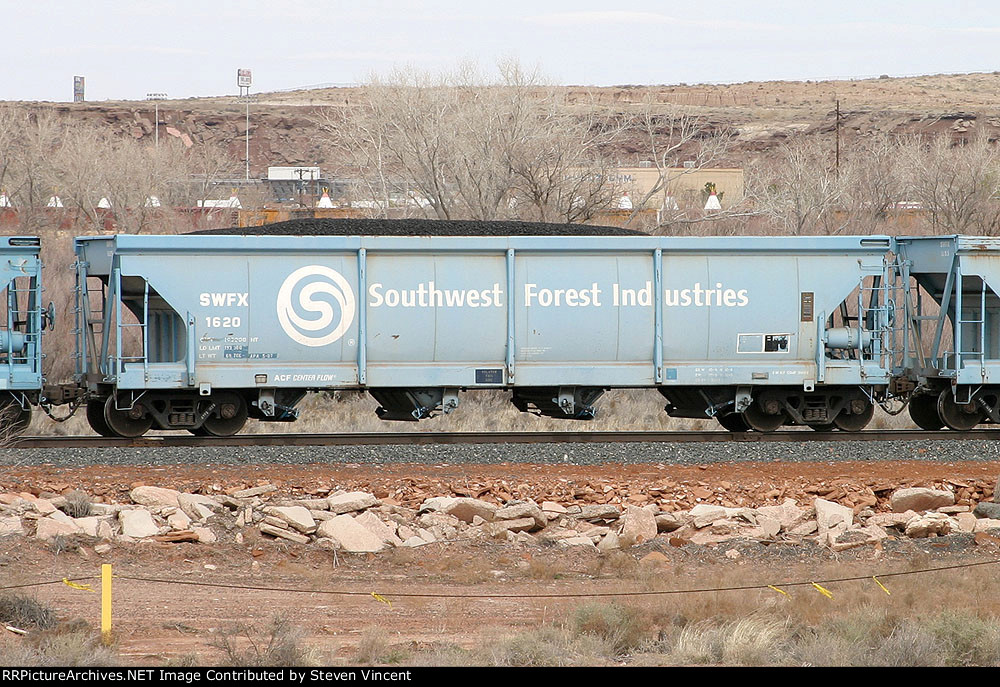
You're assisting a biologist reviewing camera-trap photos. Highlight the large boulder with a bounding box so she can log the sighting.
[327,492,378,514]
[130,486,181,508]
[890,488,954,513]
[904,512,955,538]
[689,504,729,529]
[815,498,853,546]
[618,506,658,547]
[420,497,497,523]
[316,514,386,552]
[755,499,809,531]
[119,509,159,538]
[354,511,402,546]
[35,517,82,540]
[494,501,546,530]
[0,516,24,537]
[268,506,316,533]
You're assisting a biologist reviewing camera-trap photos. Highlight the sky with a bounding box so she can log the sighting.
[4,0,1000,102]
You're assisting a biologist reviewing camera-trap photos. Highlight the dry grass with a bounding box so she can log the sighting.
[0,619,119,666]
[353,628,410,665]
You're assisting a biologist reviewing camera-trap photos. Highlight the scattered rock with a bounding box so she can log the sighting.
[420,497,496,523]
[830,525,887,551]
[639,551,670,566]
[494,501,546,530]
[891,487,954,513]
[905,512,955,538]
[485,518,536,538]
[577,505,620,521]
[167,511,192,531]
[597,531,620,551]
[690,504,729,528]
[0,516,24,537]
[867,511,917,528]
[654,512,683,532]
[957,512,977,533]
[355,511,402,546]
[192,526,217,543]
[974,502,1000,520]
[259,523,310,544]
[232,485,277,499]
[557,536,596,548]
[973,518,1000,533]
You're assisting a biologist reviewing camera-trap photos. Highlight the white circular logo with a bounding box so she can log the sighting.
[276,266,356,347]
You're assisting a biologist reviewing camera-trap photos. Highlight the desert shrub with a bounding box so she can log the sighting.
[0,593,57,630]
[354,628,409,665]
[210,615,317,667]
[61,491,92,518]
[571,602,652,655]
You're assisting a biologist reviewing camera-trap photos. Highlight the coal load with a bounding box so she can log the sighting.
[191,217,645,237]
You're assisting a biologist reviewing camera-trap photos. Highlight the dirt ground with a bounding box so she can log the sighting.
[3,459,1000,664]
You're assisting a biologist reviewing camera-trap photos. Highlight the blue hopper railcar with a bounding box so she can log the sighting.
[71,232,897,437]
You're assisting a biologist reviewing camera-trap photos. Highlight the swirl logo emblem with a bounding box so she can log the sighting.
[276,266,356,347]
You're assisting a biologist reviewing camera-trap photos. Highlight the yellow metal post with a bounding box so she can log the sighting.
[101,564,111,644]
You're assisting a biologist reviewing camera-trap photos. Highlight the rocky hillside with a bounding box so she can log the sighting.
[9,72,1000,175]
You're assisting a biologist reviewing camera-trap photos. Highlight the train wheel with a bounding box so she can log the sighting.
[199,392,247,437]
[742,401,785,432]
[716,413,750,432]
[103,395,153,438]
[938,389,983,431]
[908,393,944,430]
[0,398,31,438]
[86,400,115,437]
[833,401,874,432]
[810,423,836,431]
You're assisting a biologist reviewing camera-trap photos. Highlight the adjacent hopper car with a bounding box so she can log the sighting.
[1,221,997,436]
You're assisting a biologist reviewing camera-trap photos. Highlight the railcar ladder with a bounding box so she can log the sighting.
[952,275,987,380]
[112,270,149,381]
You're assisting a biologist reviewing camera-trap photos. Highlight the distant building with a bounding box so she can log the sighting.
[609,167,744,211]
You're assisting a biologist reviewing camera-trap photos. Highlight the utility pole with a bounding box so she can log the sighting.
[146,93,167,148]
[238,69,252,180]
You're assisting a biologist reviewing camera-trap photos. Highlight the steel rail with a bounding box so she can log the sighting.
[9,428,1000,449]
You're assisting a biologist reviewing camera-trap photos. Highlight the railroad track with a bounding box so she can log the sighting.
[11,429,1000,449]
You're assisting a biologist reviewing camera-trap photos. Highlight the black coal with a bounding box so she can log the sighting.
[191,218,645,237]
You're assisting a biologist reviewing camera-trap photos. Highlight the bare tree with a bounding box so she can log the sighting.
[901,130,1000,235]
[620,93,734,228]
[749,135,858,235]
[317,60,621,223]
[1,109,62,233]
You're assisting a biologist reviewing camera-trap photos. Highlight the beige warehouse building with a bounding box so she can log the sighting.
[611,167,744,210]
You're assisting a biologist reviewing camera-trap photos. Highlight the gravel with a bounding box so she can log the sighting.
[3,439,1000,467]
[191,217,645,237]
